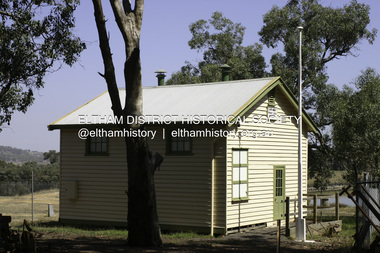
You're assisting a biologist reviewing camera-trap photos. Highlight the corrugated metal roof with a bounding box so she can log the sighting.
[50,77,310,128]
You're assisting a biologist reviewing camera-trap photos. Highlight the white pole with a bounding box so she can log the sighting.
[32,170,34,223]
[296,25,306,241]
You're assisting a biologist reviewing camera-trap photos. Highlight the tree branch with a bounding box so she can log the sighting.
[134,0,144,30]
[110,0,129,42]
[0,10,15,18]
[92,0,123,117]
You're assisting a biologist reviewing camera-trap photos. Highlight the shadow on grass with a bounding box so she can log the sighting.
[33,220,127,231]
[33,223,352,253]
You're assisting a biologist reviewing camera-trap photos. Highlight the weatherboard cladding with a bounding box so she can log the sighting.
[225,87,308,229]
[59,126,217,228]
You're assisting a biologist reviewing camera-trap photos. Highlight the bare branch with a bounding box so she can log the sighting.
[91,0,123,116]
[110,0,129,42]
[0,10,15,18]
[134,0,144,30]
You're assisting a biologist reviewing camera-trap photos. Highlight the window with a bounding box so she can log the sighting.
[86,136,108,155]
[267,88,277,118]
[268,89,276,106]
[166,129,192,155]
[232,149,248,201]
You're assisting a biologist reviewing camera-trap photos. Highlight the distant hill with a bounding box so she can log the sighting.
[0,146,45,164]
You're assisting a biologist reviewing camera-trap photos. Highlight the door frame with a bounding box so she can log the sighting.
[273,165,286,220]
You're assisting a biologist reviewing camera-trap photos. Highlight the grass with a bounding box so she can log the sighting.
[305,203,356,250]
[0,188,359,246]
[0,189,59,226]
[32,222,213,240]
[33,221,129,239]
[0,189,212,240]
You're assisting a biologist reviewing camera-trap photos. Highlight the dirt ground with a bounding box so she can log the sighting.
[34,226,352,253]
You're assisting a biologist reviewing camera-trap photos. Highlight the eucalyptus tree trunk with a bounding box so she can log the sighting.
[92,0,163,247]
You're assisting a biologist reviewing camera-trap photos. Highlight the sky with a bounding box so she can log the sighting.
[1,0,380,152]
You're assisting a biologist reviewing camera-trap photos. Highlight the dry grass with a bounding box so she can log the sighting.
[0,189,59,226]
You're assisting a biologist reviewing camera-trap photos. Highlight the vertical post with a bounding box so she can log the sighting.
[313,194,317,224]
[296,25,306,241]
[335,193,339,220]
[355,169,359,235]
[286,197,290,237]
[32,170,34,223]
[277,219,281,253]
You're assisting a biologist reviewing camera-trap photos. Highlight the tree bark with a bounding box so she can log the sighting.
[92,0,163,247]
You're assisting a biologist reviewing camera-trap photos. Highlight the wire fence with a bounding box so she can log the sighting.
[0,175,59,225]
[0,181,58,196]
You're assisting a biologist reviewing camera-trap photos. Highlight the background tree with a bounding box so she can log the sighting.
[259,0,377,190]
[332,68,380,184]
[43,150,60,164]
[92,0,163,247]
[0,0,86,130]
[166,11,267,85]
[259,0,377,115]
[0,161,59,196]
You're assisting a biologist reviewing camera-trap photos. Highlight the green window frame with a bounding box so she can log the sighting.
[166,129,192,155]
[232,148,248,201]
[86,136,108,156]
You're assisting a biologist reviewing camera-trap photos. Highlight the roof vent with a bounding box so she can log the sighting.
[220,64,231,81]
[155,69,167,86]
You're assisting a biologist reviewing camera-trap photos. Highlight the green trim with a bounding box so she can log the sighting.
[229,77,280,125]
[276,80,318,133]
[231,148,249,202]
[273,165,286,220]
[228,77,318,133]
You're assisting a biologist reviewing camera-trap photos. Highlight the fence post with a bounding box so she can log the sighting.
[286,197,290,237]
[313,194,317,224]
[335,192,339,220]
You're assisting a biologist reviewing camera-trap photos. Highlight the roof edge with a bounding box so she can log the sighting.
[48,90,109,131]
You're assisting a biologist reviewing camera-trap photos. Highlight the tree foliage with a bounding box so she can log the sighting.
[332,68,380,183]
[0,0,86,130]
[259,0,377,190]
[43,150,60,164]
[259,0,377,112]
[166,12,267,85]
[0,160,59,196]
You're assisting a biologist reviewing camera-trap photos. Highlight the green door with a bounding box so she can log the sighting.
[273,166,285,220]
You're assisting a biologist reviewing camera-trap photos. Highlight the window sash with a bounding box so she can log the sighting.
[167,131,192,154]
[87,136,108,155]
[232,149,248,200]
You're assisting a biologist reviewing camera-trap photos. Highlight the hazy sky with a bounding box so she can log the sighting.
[1,0,380,152]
